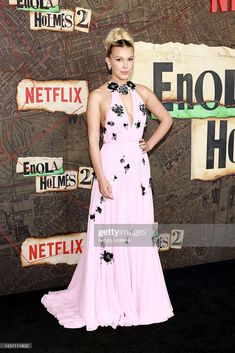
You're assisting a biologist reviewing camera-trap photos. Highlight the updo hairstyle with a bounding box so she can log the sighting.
[103,27,135,58]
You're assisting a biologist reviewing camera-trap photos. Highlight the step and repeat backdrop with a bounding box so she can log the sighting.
[0,0,234,294]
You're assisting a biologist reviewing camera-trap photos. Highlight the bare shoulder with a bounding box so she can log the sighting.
[88,83,108,103]
[135,83,153,104]
[89,82,108,96]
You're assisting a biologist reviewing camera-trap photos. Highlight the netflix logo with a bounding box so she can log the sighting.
[20,233,87,266]
[210,0,235,12]
[17,79,88,115]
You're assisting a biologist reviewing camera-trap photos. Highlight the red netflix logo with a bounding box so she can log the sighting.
[210,0,235,12]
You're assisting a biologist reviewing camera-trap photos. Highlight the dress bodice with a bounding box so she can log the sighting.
[102,88,148,144]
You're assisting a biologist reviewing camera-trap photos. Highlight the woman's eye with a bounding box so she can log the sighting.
[116,58,133,62]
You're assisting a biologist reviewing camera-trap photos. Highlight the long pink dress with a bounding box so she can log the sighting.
[41,84,174,331]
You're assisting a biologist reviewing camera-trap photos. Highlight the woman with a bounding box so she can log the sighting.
[41,27,174,331]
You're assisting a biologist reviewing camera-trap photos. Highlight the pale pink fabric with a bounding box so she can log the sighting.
[41,87,174,331]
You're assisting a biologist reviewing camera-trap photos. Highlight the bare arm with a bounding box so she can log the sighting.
[86,90,105,181]
[140,85,173,151]
[86,90,113,199]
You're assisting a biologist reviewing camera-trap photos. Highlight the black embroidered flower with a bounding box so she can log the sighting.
[100,196,105,204]
[120,155,125,163]
[112,104,124,116]
[107,121,115,126]
[135,120,141,128]
[107,81,119,92]
[142,158,145,165]
[112,133,117,140]
[123,123,129,129]
[113,175,118,181]
[124,163,130,173]
[96,206,102,214]
[107,80,136,94]
[126,80,136,90]
[141,183,146,196]
[90,213,95,221]
[125,237,130,244]
[100,250,114,264]
[100,240,105,248]
[139,103,148,115]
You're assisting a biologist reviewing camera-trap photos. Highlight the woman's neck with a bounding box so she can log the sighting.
[108,77,129,85]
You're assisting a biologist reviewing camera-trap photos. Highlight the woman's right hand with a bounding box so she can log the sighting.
[98,176,114,199]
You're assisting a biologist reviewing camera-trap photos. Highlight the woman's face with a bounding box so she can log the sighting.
[106,46,134,81]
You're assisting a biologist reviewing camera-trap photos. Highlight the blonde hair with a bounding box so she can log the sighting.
[104,27,134,57]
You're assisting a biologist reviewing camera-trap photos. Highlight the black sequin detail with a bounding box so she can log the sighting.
[135,120,141,128]
[96,206,102,214]
[120,155,125,163]
[100,250,114,264]
[141,183,146,196]
[90,213,95,221]
[112,104,124,116]
[107,80,136,94]
[112,133,117,140]
[139,103,148,115]
[124,163,130,174]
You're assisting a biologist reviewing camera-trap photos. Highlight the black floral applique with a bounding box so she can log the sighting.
[113,175,118,181]
[134,120,141,129]
[120,155,125,163]
[100,240,105,248]
[124,163,130,174]
[89,213,96,221]
[112,133,117,140]
[96,206,102,214]
[139,103,148,116]
[100,250,114,264]
[102,127,107,134]
[141,183,146,196]
[100,195,105,204]
[142,158,145,165]
[112,104,124,116]
[107,121,115,126]
[123,123,129,129]
[89,203,103,221]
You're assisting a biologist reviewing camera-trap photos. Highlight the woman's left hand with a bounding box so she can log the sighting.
[139,138,151,153]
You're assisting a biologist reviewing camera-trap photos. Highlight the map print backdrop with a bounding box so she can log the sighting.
[0,0,234,295]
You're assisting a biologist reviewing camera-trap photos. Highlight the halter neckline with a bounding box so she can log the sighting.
[107,80,136,95]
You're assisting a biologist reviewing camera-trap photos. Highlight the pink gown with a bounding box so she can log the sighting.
[41,85,174,331]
